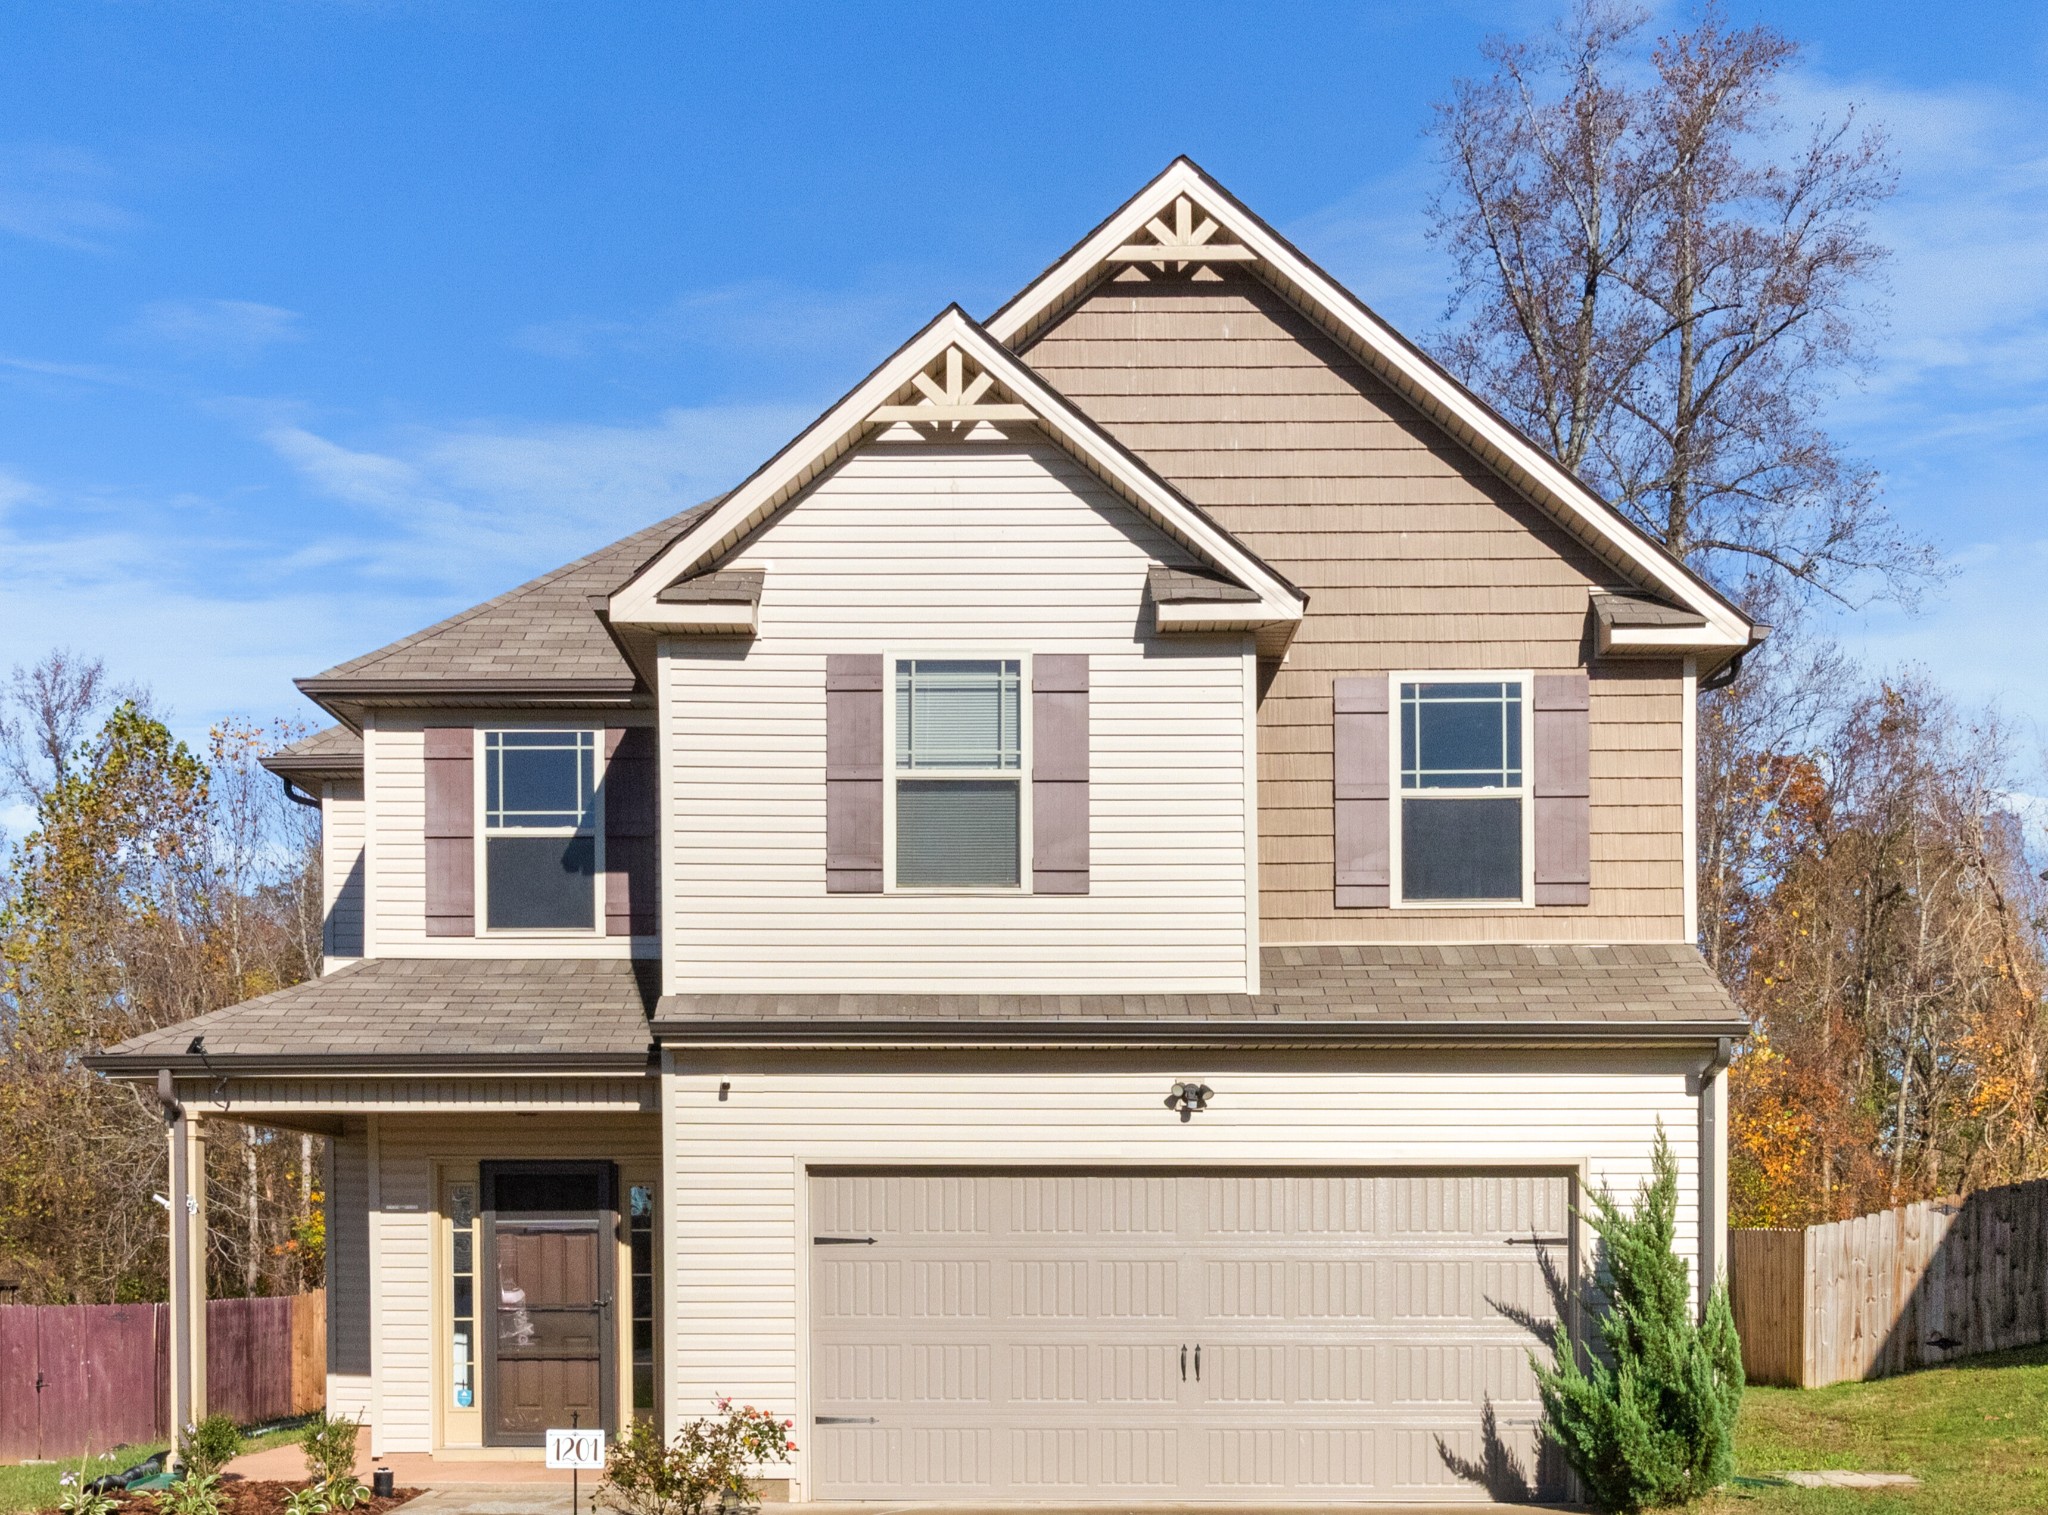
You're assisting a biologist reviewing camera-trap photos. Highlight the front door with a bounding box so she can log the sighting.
[481,1161,617,1446]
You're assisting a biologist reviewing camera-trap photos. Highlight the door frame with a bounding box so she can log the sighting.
[479,1159,619,1447]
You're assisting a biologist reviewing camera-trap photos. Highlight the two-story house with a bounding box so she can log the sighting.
[98,160,1754,1505]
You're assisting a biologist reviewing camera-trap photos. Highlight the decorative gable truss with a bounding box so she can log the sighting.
[988,157,1760,673]
[604,305,1306,666]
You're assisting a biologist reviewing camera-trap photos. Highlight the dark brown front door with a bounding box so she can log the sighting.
[481,1162,616,1446]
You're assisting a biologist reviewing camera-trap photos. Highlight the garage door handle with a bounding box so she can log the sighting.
[1179,1344,1186,1381]
[1194,1344,1201,1381]
[815,1416,877,1425]
[813,1235,877,1245]
[1507,1236,1570,1246]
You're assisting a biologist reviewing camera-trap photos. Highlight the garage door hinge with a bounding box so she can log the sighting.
[814,1416,878,1424]
[813,1235,877,1245]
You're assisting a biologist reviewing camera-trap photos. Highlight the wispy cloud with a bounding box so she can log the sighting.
[513,279,921,366]
[0,143,134,251]
[130,298,304,359]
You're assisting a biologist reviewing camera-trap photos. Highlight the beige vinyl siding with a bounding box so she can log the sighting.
[1023,271,1687,943]
[326,1123,372,1417]
[364,715,649,959]
[661,439,1255,994]
[322,780,365,971]
[659,1051,1701,1493]
[361,1113,660,1453]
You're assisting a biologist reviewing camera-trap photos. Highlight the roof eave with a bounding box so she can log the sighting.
[86,1049,657,1078]
[650,1017,1747,1049]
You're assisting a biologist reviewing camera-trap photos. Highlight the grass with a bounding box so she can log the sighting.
[1699,1343,2048,1515]
[0,1422,309,1515]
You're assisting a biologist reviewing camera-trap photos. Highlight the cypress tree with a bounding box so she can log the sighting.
[1535,1126,1745,1511]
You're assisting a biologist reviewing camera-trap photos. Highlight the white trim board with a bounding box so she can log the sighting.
[987,157,1757,664]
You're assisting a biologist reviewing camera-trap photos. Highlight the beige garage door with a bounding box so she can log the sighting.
[809,1170,1570,1503]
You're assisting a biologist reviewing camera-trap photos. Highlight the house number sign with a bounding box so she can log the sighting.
[546,1428,606,1469]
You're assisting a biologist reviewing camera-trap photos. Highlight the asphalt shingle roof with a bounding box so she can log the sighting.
[259,724,363,781]
[304,501,717,688]
[95,957,659,1070]
[654,943,1745,1041]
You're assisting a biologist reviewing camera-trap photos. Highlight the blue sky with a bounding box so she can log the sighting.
[1,0,2044,812]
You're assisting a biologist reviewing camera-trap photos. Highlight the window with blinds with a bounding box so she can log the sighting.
[893,658,1023,888]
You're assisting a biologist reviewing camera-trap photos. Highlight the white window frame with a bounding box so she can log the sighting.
[882,648,1033,895]
[474,722,608,937]
[1388,669,1536,909]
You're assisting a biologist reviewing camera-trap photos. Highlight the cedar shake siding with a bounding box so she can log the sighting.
[1022,267,1688,943]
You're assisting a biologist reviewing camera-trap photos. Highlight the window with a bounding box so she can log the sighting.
[449,1183,476,1410]
[1396,678,1528,903]
[483,729,599,929]
[893,657,1023,888]
[629,1185,655,1418]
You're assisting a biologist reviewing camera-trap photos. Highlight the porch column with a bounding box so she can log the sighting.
[164,1084,209,1446]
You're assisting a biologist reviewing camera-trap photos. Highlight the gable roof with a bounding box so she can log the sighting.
[606,306,1306,652]
[296,499,720,724]
[987,157,1757,665]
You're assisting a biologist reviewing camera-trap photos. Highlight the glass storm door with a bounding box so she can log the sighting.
[480,1162,617,1446]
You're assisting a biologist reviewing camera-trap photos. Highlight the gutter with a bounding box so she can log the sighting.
[652,1017,1749,1050]
[87,1047,659,1078]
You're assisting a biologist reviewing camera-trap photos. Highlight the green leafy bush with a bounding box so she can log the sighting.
[1534,1126,1745,1511]
[56,1462,120,1515]
[177,1417,245,1480]
[599,1400,797,1515]
[149,1471,224,1515]
[300,1411,363,1487]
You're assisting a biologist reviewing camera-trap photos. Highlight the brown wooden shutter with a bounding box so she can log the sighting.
[825,654,884,893]
[423,727,475,936]
[1533,672,1592,905]
[1333,676,1390,908]
[604,727,659,936]
[1032,654,1089,895]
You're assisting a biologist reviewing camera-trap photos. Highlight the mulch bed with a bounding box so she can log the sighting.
[93,1484,423,1515]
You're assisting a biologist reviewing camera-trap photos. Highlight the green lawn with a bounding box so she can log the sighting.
[0,1423,308,1515]
[1702,1344,2048,1514]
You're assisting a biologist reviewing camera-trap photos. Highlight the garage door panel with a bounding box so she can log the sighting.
[809,1170,1568,1502]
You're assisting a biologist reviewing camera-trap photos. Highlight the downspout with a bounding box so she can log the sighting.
[278,775,322,809]
[1693,1036,1734,1314]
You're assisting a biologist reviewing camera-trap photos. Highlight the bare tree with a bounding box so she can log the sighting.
[0,650,146,805]
[1429,0,1930,607]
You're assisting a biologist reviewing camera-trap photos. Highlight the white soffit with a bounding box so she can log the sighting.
[986,157,1755,653]
[608,305,1305,630]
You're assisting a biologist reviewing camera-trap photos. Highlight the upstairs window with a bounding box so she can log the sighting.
[1396,679,1528,903]
[893,657,1023,888]
[483,729,599,929]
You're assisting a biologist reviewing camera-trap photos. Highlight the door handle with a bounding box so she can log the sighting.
[1194,1344,1201,1382]
[1179,1345,1186,1382]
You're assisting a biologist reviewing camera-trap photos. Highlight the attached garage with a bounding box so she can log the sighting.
[808,1169,1571,1503]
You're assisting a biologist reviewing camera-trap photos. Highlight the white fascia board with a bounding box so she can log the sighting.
[609,305,1304,629]
[627,602,759,636]
[1598,621,1747,657]
[986,159,1754,647]
[1154,602,1291,634]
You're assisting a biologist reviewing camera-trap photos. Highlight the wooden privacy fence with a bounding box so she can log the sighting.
[1730,1178,2048,1388]
[0,1290,325,1461]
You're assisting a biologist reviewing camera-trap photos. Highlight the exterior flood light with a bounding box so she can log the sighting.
[1166,1081,1213,1121]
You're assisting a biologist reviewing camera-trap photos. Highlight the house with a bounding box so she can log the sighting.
[95,159,1754,1505]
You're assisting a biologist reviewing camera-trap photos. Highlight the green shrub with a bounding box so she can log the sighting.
[149,1471,224,1515]
[1534,1125,1745,1511]
[300,1411,363,1487]
[177,1416,245,1480]
[599,1400,796,1515]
